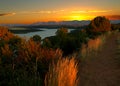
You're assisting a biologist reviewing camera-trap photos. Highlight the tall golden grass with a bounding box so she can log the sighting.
[45,57,78,86]
[81,35,106,57]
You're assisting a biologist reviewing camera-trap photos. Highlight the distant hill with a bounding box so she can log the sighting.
[0,20,120,28]
[31,20,90,27]
[110,20,120,24]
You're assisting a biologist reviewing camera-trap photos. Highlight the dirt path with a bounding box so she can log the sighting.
[79,32,120,86]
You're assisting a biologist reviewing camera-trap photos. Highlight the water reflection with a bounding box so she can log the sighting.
[12,28,74,39]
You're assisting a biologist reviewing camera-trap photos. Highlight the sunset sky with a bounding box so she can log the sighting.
[0,0,120,24]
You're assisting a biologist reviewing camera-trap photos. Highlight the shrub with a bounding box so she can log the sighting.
[0,26,14,41]
[56,28,68,37]
[30,35,41,44]
[87,16,111,37]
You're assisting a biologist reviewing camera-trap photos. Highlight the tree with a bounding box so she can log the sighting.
[31,35,41,43]
[56,28,68,38]
[87,16,111,34]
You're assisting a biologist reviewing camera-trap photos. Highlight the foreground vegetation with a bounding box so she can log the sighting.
[0,16,119,86]
[45,58,78,86]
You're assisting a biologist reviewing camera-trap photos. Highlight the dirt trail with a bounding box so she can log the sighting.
[79,32,120,86]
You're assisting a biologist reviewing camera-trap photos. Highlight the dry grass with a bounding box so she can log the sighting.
[1,44,13,57]
[80,35,106,57]
[0,26,14,41]
[45,57,79,86]
[116,35,120,62]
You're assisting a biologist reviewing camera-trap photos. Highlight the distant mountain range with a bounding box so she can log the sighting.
[110,20,120,24]
[31,20,90,26]
[0,20,120,27]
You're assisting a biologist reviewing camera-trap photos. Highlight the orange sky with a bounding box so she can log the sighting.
[0,0,120,24]
[1,9,119,24]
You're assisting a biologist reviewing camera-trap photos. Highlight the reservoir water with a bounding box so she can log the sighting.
[11,28,75,39]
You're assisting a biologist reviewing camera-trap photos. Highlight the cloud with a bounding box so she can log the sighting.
[31,11,53,14]
[71,11,87,13]
[0,13,16,16]
[88,10,112,13]
[19,11,53,14]
[71,10,112,13]
[19,10,65,14]
[106,15,120,20]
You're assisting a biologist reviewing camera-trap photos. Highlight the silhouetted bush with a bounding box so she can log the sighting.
[56,27,68,37]
[31,35,41,44]
[43,28,88,55]
[87,16,111,38]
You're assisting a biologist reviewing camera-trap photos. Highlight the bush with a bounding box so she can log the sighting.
[87,16,111,37]
[30,35,41,43]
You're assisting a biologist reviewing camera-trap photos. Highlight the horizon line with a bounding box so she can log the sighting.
[0,19,120,25]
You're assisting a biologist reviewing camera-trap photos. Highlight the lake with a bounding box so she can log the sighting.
[10,28,75,39]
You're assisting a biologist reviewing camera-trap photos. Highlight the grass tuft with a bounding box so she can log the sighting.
[45,57,79,86]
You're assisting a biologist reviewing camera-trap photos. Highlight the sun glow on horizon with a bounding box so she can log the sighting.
[67,15,95,21]
[70,16,82,20]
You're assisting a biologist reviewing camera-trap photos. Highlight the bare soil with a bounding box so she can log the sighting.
[79,32,120,86]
